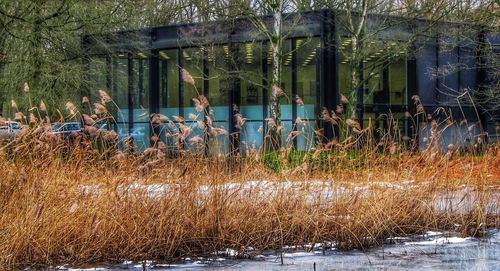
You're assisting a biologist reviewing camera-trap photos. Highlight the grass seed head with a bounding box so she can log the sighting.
[99,89,112,103]
[181,68,195,86]
[23,82,29,93]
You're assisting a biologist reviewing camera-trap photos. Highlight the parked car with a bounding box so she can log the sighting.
[0,121,23,141]
[50,122,83,138]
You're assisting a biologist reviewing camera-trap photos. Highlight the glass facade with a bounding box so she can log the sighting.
[266,40,293,146]
[364,61,384,104]
[182,47,206,152]
[206,45,230,154]
[82,10,500,151]
[159,49,180,153]
[87,53,151,151]
[235,42,265,152]
[132,55,150,151]
[88,57,107,97]
[389,59,406,105]
[112,55,130,147]
[87,36,409,153]
[296,38,320,149]
[338,39,408,138]
[159,49,179,116]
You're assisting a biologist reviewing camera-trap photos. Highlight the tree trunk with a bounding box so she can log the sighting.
[268,0,283,150]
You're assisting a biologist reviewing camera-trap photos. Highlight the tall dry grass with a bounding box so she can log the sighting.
[0,138,498,269]
[0,81,498,269]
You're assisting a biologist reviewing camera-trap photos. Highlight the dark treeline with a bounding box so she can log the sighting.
[0,0,497,119]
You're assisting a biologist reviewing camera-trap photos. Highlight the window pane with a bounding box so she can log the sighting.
[267,40,292,120]
[112,56,128,123]
[159,49,180,117]
[362,113,408,141]
[132,54,150,151]
[182,48,204,116]
[363,112,390,140]
[207,46,229,121]
[181,48,205,154]
[338,38,352,100]
[339,62,351,100]
[206,45,230,154]
[131,122,150,151]
[235,42,264,151]
[296,37,320,150]
[364,61,384,104]
[88,57,107,94]
[267,40,292,147]
[132,57,149,114]
[389,59,406,105]
[117,123,130,149]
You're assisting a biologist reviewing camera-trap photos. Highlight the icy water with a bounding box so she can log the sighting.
[63,230,500,271]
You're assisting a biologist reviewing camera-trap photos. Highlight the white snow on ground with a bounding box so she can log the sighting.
[80,179,423,200]
[57,267,107,270]
[404,231,473,245]
[282,251,322,257]
[405,236,473,246]
[79,179,499,216]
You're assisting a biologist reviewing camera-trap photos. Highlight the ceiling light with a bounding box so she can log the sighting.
[159,51,170,60]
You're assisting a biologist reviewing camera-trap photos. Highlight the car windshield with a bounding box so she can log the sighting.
[10,122,20,129]
[66,123,80,131]
[52,123,81,132]
[52,124,62,131]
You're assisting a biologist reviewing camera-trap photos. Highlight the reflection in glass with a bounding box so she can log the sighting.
[182,48,205,152]
[159,49,180,117]
[296,38,320,150]
[389,59,406,105]
[132,54,150,151]
[235,42,264,151]
[206,46,230,154]
[182,48,204,115]
[363,112,407,142]
[267,40,292,146]
[88,57,107,97]
[339,62,352,100]
[113,56,128,123]
[364,61,384,104]
[117,123,130,149]
[338,39,353,100]
[158,49,180,152]
[132,57,149,115]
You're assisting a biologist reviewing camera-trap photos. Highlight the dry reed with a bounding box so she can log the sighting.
[0,81,498,269]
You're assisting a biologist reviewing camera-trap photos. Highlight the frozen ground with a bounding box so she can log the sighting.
[63,180,499,270]
[81,180,500,215]
[58,230,500,271]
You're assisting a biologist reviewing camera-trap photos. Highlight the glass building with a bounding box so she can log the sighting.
[83,10,499,152]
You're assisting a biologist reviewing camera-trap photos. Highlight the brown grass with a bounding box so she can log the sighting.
[0,87,498,269]
[0,137,498,269]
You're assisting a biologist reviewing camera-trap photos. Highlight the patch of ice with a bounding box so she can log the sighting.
[132,260,153,268]
[282,251,321,257]
[213,248,239,257]
[405,236,473,246]
[424,231,444,237]
[65,268,108,271]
